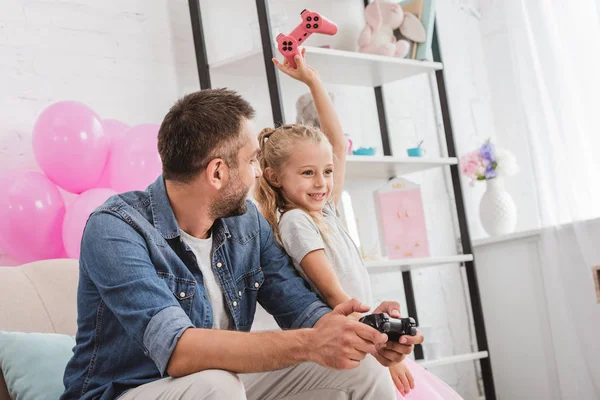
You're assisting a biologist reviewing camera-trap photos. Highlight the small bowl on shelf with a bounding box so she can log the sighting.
[406,147,424,157]
[352,147,376,156]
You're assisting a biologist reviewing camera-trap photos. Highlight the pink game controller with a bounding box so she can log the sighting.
[275,9,338,69]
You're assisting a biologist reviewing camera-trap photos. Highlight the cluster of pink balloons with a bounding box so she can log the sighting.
[0,101,162,263]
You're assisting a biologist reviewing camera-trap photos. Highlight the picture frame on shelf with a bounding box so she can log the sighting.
[374,177,430,259]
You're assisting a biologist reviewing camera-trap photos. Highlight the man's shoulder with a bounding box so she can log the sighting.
[89,189,153,229]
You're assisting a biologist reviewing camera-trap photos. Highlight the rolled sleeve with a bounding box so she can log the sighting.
[144,306,194,376]
[80,210,191,375]
[289,299,331,329]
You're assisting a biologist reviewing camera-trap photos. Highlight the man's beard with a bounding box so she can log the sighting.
[209,170,249,219]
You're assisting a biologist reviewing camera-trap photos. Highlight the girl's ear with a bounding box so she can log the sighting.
[264,167,282,187]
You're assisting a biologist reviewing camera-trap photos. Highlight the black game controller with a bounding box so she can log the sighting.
[359,313,417,342]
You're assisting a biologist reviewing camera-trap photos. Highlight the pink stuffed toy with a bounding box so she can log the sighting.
[358,0,426,58]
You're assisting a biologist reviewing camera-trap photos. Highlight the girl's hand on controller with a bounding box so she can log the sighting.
[272,48,320,87]
[371,301,424,367]
[389,361,415,395]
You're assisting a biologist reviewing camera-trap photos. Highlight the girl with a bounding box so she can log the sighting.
[255,49,463,400]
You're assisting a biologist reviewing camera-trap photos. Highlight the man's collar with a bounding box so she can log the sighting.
[147,175,230,240]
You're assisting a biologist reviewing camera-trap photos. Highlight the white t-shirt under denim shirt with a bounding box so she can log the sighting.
[278,201,373,307]
[180,230,232,330]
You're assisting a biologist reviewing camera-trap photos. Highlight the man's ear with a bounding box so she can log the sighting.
[264,167,282,188]
[206,158,228,190]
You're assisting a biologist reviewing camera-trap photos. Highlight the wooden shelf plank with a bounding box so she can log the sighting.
[365,254,473,272]
[416,351,489,369]
[345,155,457,179]
[210,46,443,87]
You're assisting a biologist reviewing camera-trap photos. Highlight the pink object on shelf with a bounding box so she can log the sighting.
[374,178,430,259]
[345,135,353,155]
[275,9,338,68]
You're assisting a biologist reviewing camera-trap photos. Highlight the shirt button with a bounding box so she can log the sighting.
[179,292,186,298]
[232,301,238,307]
[238,291,242,297]
[217,262,223,268]
[254,282,259,288]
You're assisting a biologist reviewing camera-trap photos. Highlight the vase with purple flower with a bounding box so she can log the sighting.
[459,139,519,236]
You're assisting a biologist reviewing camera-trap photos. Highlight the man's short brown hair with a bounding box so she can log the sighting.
[157,88,256,183]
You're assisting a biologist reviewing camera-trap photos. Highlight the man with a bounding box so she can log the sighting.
[61,88,423,400]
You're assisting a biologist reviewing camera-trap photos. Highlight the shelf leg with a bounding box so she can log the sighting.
[432,21,497,400]
[255,0,285,126]
[188,0,211,89]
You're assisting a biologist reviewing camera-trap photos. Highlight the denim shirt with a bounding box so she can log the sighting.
[61,176,331,400]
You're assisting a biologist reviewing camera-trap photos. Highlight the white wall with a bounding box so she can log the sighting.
[0,1,500,397]
[474,232,560,400]
[476,1,542,235]
[474,223,600,400]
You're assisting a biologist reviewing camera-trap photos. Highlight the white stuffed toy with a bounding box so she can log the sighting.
[295,92,335,128]
[358,0,426,58]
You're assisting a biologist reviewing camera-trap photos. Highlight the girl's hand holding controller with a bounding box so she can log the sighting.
[272,47,320,87]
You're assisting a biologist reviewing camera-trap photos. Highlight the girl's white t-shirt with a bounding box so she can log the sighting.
[278,201,373,307]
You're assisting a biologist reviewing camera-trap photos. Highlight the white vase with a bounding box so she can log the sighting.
[478,177,517,236]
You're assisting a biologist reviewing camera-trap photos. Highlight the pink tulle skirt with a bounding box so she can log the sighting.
[395,358,463,399]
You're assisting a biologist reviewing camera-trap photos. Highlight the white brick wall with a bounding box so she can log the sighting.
[0,0,518,397]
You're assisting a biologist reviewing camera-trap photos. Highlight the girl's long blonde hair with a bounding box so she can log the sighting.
[255,124,331,245]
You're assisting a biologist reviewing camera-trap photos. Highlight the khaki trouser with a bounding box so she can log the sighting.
[120,355,396,400]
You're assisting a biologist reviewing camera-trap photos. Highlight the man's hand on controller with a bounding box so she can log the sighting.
[371,301,425,367]
[310,298,387,370]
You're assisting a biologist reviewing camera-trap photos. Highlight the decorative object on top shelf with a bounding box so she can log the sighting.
[274,9,338,69]
[407,140,425,157]
[400,0,438,60]
[374,177,430,259]
[460,140,520,236]
[358,0,430,59]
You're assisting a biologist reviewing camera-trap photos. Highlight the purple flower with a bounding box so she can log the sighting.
[484,162,497,179]
[479,141,495,162]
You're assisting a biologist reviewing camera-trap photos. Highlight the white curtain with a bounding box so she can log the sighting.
[503,0,600,398]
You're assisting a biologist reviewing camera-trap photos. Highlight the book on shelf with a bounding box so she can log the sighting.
[397,0,437,61]
[401,0,424,59]
[415,0,437,60]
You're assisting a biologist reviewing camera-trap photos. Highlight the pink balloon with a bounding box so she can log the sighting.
[32,101,109,194]
[62,188,117,259]
[95,119,130,189]
[108,124,162,192]
[0,170,66,263]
